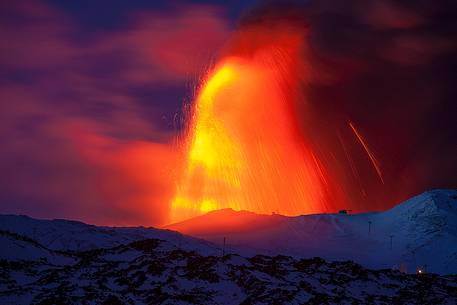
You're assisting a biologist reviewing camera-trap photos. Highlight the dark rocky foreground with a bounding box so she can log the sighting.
[1,234,456,305]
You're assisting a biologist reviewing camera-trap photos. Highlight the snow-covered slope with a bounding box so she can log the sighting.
[1,236,456,304]
[167,189,457,274]
[0,214,219,256]
[0,230,74,264]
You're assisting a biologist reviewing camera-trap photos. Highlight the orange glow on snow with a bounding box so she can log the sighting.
[171,54,332,223]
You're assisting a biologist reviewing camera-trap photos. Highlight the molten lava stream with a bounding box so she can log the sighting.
[171,57,330,223]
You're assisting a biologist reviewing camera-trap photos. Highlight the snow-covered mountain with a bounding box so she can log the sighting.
[167,189,457,275]
[0,214,219,255]
[1,190,456,304]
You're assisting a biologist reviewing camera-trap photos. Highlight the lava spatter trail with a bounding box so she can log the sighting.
[349,122,384,184]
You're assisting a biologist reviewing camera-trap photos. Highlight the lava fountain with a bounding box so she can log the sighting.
[170,24,340,223]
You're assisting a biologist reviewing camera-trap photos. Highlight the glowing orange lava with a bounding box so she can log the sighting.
[171,54,332,223]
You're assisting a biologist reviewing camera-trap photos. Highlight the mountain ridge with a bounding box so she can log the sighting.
[1,190,457,304]
[167,189,457,274]
[1,190,456,274]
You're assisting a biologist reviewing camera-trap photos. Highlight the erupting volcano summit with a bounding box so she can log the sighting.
[171,24,339,223]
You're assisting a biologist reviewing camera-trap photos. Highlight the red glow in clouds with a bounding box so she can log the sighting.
[2,1,456,227]
[171,25,342,223]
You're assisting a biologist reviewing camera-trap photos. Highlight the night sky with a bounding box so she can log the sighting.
[1,0,456,226]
